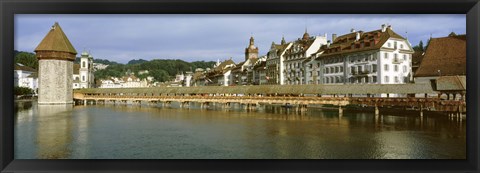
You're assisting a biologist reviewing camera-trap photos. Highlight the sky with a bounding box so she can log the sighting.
[15,14,466,64]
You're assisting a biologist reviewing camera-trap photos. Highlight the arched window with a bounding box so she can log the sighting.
[82,76,85,81]
[82,61,86,68]
[384,64,389,71]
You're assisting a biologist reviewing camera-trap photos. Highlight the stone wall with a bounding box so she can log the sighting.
[38,60,73,104]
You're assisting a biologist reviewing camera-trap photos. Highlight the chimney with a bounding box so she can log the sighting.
[356,32,360,41]
[327,40,331,48]
[381,24,387,32]
[351,28,356,33]
[332,34,337,42]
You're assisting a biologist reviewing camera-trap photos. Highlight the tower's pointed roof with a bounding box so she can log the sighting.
[35,22,77,54]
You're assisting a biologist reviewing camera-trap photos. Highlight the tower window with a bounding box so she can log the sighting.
[82,61,86,68]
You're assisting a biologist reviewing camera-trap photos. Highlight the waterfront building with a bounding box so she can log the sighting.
[34,22,77,104]
[205,59,235,86]
[98,75,149,88]
[311,24,414,89]
[265,37,292,85]
[192,70,207,86]
[231,36,260,85]
[414,32,466,83]
[252,56,267,85]
[283,30,327,85]
[14,63,38,94]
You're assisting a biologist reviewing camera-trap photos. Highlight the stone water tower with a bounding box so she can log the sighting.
[34,22,77,104]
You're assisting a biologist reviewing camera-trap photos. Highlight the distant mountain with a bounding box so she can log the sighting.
[127,59,148,65]
[75,57,121,65]
[95,59,216,82]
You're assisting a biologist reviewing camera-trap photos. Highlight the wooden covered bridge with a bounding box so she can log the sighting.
[73,83,466,116]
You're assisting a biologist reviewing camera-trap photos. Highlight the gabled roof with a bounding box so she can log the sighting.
[317,27,408,58]
[284,37,315,56]
[35,22,77,54]
[436,75,466,91]
[214,59,235,71]
[414,34,466,77]
[14,63,36,72]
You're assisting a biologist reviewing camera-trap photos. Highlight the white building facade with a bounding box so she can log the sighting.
[311,25,414,96]
[78,51,95,88]
[283,31,327,85]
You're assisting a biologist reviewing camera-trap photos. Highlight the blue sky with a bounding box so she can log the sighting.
[15,14,465,64]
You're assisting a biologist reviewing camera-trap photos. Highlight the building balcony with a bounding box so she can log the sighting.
[392,58,404,64]
[350,70,370,76]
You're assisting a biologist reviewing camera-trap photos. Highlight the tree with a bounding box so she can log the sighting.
[14,86,34,96]
[14,52,38,69]
[413,40,425,52]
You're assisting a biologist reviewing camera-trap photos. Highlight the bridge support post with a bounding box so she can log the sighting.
[338,106,343,115]
[375,105,379,116]
[420,105,424,117]
[83,100,87,106]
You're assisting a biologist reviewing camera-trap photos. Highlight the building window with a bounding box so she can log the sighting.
[400,44,403,49]
[394,41,397,49]
[395,76,399,83]
[394,65,399,72]
[326,68,329,74]
[403,54,407,61]
[372,64,377,72]
[394,53,398,59]
[388,42,391,47]
[82,61,86,68]
[385,76,389,83]
[384,53,388,59]
[82,76,85,81]
[403,65,407,73]
[340,66,343,72]
[351,66,356,74]
[384,64,389,71]
[335,67,339,73]
[373,76,377,83]
[309,71,312,77]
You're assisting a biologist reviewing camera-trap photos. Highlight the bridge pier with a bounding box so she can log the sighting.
[375,105,379,116]
[83,100,87,106]
[420,105,424,117]
[338,106,343,115]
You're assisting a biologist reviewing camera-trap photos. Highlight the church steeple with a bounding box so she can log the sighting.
[245,36,259,61]
[281,35,286,45]
[302,28,310,41]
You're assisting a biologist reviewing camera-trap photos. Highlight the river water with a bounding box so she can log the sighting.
[14,101,466,159]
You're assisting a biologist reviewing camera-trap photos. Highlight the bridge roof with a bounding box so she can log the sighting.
[75,83,435,95]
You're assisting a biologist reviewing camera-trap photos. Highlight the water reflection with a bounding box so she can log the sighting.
[36,104,73,159]
[15,101,466,159]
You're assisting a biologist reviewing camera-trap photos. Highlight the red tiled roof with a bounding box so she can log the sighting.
[318,27,407,58]
[414,34,466,77]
